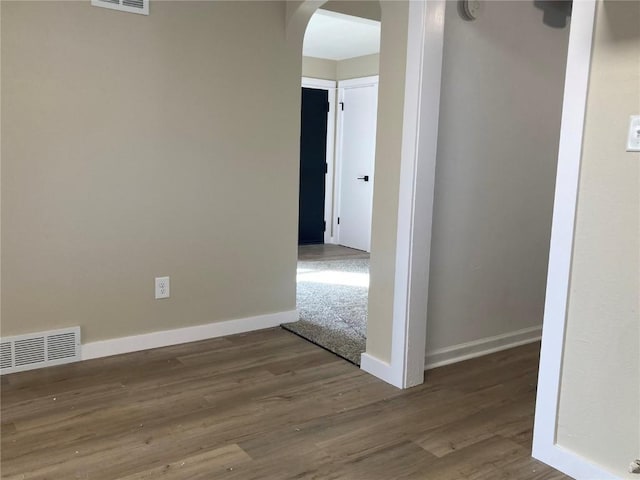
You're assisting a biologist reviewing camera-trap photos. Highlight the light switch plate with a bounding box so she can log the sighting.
[627,115,640,152]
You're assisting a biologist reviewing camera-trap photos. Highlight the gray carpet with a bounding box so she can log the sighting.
[282,257,369,365]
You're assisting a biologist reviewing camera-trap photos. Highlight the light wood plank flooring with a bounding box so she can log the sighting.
[1,328,568,479]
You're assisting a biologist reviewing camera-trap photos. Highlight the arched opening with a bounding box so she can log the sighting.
[283,1,381,366]
[284,0,442,389]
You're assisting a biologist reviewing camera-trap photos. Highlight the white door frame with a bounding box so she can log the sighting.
[531,2,617,479]
[360,0,447,389]
[301,77,337,244]
[334,75,379,251]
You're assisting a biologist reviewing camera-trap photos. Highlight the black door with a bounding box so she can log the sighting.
[298,87,328,245]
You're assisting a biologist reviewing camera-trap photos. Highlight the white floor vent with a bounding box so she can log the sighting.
[0,327,81,375]
[91,0,149,16]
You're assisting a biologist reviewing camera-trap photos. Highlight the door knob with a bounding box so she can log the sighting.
[357,175,370,182]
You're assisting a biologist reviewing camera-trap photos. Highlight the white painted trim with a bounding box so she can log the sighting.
[301,77,336,90]
[383,0,446,388]
[360,352,402,388]
[338,75,379,89]
[424,326,542,370]
[302,77,337,244]
[535,445,620,480]
[82,310,298,360]
[532,1,603,479]
[334,85,344,245]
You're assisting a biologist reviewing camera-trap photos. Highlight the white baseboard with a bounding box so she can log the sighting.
[533,443,621,480]
[82,309,299,361]
[425,326,542,370]
[360,352,403,388]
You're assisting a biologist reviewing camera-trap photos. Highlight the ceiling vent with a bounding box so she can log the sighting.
[0,327,81,375]
[91,0,149,16]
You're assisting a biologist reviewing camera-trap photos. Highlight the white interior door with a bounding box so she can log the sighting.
[337,76,378,252]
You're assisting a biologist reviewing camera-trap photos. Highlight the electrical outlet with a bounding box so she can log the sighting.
[155,276,170,299]
[627,115,640,152]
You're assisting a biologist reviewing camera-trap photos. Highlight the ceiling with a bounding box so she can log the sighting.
[303,9,381,61]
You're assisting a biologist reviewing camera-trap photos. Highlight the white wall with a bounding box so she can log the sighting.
[556,1,640,477]
[425,1,570,359]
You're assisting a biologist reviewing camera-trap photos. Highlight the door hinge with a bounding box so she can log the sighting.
[323,220,326,232]
[325,163,328,174]
[339,102,344,111]
[337,217,340,225]
[327,102,331,113]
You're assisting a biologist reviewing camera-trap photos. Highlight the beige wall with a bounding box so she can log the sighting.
[556,1,640,477]
[366,1,409,362]
[302,56,337,80]
[302,54,379,81]
[322,0,380,22]
[2,0,405,368]
[1,1,301,342]
[425,1,570,353]
[337,54,379,80]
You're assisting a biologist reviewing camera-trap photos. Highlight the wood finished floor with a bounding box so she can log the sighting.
[0,328,569,480]
[298,244,370,262]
